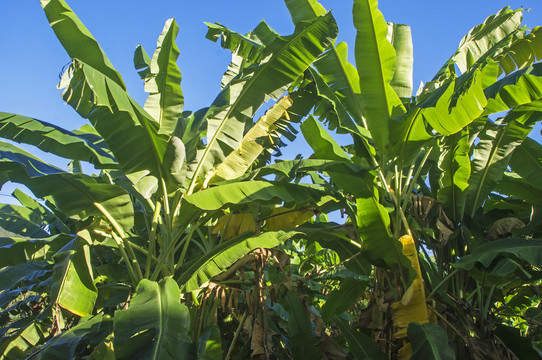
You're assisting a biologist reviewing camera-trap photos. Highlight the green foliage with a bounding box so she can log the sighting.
[2,0,542,358]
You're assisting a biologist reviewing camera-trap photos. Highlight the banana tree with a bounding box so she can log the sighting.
[274,0,542,359]
[0,0,343,357]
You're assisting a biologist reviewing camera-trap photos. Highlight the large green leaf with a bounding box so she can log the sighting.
[178,230,301,292]
[354,176,415,285]
[1,143,134,232]
[34,314,113,359]
[300,115,351,161]
[434,7,523,77]
[0,321,50,360]
[11,188,70,234]
[407,323,455,360]
[508,137,542,191]
[285,0,365,126]
[186,13,338,193]
[205,22,265,64]
[333,317,386,360]
[308,67,366,138]
[0,112,116,169]
[453,238,542,271]
[353,0,405,151]
[144,19,184,135]
[466,112,540,217]
[0,234,72,267]
[0,141,63,186]
[388,23,413,98]
[284,0,326,24]
[493,26,542,75]
[279,291,322,359]
[321,278,367,322]
[419,69,488,135]
[178,180,338,229]
[113,278,191,360]
[0,204,50,238]
[51,237,98,317]
[0,261,49,293]
[484,62,542,114]
[41,0,125,89]
[59,59,168,198]
[437,129,471,221]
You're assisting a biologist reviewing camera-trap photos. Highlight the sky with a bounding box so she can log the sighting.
[0,0,541,200]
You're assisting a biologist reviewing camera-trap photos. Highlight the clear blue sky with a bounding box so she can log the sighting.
[0,0,541,198]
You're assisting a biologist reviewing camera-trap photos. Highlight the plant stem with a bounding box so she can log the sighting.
[427,268,459,299]
[401,148,433,215]
[110,231,139,285]
[225,312,248,360]
[145,201,162,278]
[175,224,198,271]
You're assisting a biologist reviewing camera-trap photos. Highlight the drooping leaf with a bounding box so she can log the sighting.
[177,230,301,292]
[0,112,117,169]
[419,69,488,135]
[144,18,184,135]
[178,180,338,229]
[453,238,542,271]
[484,62,542,114]
[0,234,72,267]
[466,112,540,217]
[113,278,191,359]
[205,22,265,63]
[41,0,125,89]
[508,137,542,192]
[34,314,113,359]
[284,0,326,24]
[492,26,542,75]
[0,261,49,292]
[51,237,98,317]
[0,204,50,238]
[300,115,350,161]
[407,323,455,360]
[0,321,50,360]
[0,144,134,232]
[308,67,366,138]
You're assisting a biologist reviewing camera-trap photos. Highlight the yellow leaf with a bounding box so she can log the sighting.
[391,235,429,339]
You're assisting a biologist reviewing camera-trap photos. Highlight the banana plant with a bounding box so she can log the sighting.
[278,0,542,359]
[0,0,342,357]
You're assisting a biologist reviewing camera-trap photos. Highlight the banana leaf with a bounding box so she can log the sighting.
[353,0,405,151]
[407,323,455,360]
[0,112,117,169]
[113,278,192,360]
[144,18,184,135]
[333,317,386,360]
[186,13,338,193]
[177,230,301,292]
